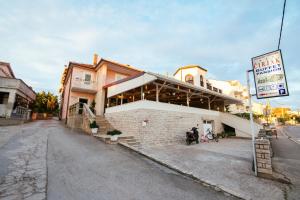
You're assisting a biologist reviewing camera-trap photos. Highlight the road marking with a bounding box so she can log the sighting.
[281,128,300,145]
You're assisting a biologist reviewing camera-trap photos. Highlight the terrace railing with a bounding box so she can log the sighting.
[11,106,30,119]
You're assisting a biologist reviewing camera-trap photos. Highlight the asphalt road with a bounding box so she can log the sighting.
[271,126,300,200]
[1,120,234,200]
[44,120,235,200]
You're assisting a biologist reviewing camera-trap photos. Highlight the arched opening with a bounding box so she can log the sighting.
[185,74,194,85]
[200,75,204,86]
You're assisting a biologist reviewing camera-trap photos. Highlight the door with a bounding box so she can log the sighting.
[203,120,213,136]
[79,98,88,114]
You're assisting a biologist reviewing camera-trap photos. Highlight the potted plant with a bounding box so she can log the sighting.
[107,129,122,141]
[89,120,99,135]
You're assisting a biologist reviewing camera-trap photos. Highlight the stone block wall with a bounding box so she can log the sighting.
[67,114,92,135]
[105,108,223,145]
[67,115,83,130]
[255,139,272,176]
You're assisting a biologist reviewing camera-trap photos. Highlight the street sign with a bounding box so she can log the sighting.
[252,49,289,99]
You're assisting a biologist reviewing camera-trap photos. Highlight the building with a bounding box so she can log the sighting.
[0,61,36,119]
[208,79,265,115]
[271,107,291,118]
[60,55,262,144]
[59,54,142,120]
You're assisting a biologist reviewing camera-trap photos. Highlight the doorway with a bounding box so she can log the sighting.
[79,98,88,114]
[203,120,214,136]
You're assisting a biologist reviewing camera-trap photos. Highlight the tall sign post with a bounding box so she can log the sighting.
[248,49,288,176]
[246,69,257,176]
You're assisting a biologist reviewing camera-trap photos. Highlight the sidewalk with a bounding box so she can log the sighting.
[120,139,286,200]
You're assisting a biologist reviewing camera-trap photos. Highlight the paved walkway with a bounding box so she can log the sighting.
[0,121,51,200]
[272,126,300,200]
[0,120,236,200]
[138,139,286,200]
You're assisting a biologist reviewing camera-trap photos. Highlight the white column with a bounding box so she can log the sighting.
[156,84,159,102]
[187,93,189,107]
[141,86,144,100]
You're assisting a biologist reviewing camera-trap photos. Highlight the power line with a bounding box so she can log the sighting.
[278,0,287,50]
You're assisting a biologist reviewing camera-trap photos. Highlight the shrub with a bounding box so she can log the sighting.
[107,129,122,136]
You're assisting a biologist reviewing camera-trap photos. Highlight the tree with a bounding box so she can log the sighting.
[32,91,59,114]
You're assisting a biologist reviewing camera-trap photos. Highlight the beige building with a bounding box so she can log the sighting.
[208,79,265,115]
[60,56,262,144]
[59,55,142,120]
[0,61,36,119]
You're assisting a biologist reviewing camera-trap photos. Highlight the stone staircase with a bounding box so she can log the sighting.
[119,136,141,148]
[94,116,140,147]
[95,115,114,135]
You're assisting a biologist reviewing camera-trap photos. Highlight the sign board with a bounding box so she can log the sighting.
[252,50,289,99]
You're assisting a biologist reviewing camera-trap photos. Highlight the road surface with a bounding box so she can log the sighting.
[272,126,300,200]
[0,120,235,200]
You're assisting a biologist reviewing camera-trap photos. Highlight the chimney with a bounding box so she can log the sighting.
[93,53,99,65]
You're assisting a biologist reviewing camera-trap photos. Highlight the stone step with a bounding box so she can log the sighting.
[123,139,137,142]
[119,135,134,139]
[127,141,140,145]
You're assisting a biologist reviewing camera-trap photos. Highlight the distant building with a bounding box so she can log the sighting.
[271,107,291,118]
[0,61,36,119]
[207,79,265,115]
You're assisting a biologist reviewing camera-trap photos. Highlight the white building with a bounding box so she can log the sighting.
[0,61,36,119]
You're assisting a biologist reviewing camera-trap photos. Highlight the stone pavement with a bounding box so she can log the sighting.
[0,121,54,200]
[128,138,287,200]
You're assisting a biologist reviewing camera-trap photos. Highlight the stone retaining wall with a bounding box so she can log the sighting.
[255,139,273,176]
[105,108,223,145]
[67,114,92,134]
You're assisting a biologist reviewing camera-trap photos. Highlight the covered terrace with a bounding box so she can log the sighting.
[103,72,241,112]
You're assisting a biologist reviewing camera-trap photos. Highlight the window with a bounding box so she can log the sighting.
[185,74,194,84]
[115,73,126,81]
[84,74,91,82]
[84,74,91,84]
[206,83,212,90]
[0,92,9,104]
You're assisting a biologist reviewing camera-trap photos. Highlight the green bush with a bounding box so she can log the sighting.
[226,131,236,136]
[89,121,99,128]
[107,129,122,136]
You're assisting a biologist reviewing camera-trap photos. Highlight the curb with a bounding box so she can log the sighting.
[280,128,300,145]
[118,142,245,200]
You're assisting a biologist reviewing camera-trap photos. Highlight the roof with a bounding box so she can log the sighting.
[60,58,143,87]
[173,65,207,76]
[95,58,143,72]
[105,71,242,104]
[147,72,241,104]
[69,62,94,69]
[0,61,15,78]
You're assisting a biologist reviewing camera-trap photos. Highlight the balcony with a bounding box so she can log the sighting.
[0,77,36,100]
[71,79,97,94]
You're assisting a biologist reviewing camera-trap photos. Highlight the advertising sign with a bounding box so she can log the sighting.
[252,50,289,99]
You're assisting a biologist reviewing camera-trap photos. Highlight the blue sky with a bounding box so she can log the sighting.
[0,0,299,109]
